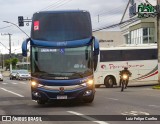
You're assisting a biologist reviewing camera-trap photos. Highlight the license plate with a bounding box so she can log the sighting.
[57,95,67,99]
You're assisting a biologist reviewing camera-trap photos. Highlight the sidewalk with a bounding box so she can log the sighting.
[2,71,10,77]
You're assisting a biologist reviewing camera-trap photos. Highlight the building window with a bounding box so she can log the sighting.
[130,27,155,44]
[143,28,148,36]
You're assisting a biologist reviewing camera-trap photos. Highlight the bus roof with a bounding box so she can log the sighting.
[35,10,89,14]
[100,44,157,50]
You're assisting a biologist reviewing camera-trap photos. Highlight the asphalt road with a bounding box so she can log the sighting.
[0,77,160,124]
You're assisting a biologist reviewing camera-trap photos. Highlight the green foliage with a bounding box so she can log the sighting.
[152,85,160,90]
[12,58,19,69]
[4,59,11,70]
[4,58,19,70]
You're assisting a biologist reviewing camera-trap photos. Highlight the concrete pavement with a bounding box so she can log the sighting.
[0,77,160,124]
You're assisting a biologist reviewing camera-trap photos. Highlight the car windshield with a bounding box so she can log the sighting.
[11,70,18,73]
[18,70,29,74]
[31,45,93,79]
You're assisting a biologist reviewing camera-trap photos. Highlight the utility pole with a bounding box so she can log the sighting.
[157,0,160,84]
[1,33,12,72]
[98,14,99,23]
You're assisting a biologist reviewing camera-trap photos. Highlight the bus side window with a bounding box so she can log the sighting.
[35,52,38,61]
[93,55,98,71]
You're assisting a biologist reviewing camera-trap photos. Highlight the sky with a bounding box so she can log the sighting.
[0,0,129,54]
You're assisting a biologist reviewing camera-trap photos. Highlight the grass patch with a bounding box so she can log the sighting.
[152,85,160,89]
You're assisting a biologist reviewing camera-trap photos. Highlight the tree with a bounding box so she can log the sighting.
[4,59,11,70]
[11,58,18,69]
[4,58,19,70]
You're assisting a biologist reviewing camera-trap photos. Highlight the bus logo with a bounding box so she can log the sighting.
[101,65,106,69]
[59,87,64,91]
[34,21,39,31]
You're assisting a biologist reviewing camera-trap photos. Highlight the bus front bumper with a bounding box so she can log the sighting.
[31,86,95,102]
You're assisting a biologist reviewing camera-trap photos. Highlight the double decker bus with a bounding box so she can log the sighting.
[94,45,158,88]
[22,10,99,104]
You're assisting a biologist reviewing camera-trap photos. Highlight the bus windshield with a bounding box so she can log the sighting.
[31,11,92,41]
[31,46,93,79]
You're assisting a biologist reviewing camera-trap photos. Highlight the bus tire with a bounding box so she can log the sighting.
[37,100,46,105]
[95,84,100,88]
[104,76,114,88]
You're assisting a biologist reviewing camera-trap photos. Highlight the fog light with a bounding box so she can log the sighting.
[83,90,92,96]
[33,92,41,97]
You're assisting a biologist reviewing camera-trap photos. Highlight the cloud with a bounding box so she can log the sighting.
[0,0,127,53]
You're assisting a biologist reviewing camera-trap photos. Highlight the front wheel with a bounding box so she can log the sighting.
[121,81,125,92]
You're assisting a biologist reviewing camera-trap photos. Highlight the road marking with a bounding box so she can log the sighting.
[107,98,119,101]
[19,82,26,84]
[32,100,37,103]
[0,88,24,97]
[2,83,7,85]
[121,111,150,115]
[148,105,160,108]
[68,111,109,124]
[12,83,17,84]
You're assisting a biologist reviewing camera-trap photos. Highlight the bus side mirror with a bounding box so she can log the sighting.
[22,38,30,57]
[93,37,99,71]
[93,38,99,56]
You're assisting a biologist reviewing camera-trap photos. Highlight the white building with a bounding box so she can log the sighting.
[120,0,157,45]
[93,31,124,47]
[93,0,157,47]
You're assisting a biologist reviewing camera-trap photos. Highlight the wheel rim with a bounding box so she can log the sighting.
[108,78,113,86]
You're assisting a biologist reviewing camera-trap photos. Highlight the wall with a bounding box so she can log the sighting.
[93,31,125,47]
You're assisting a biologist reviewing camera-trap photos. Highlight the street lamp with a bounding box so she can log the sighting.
[3,21,30,38]
[3,21,30,71]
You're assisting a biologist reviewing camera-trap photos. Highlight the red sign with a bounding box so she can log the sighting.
[34,21,39,31]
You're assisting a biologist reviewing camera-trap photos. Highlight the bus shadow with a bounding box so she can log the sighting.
[33,100,94,108]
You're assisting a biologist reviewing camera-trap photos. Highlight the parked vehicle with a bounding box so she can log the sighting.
[0,73,3,81]
[16,70,31,80]
[10,70,19,80]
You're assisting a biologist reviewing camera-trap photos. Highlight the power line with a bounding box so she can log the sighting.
[0,25,13,30]
[0,41,9,50]
[50,0,73,10]
[93,17,139,32]
[0,0,73,30]
[40,0,67,11]
[91,2,126,27]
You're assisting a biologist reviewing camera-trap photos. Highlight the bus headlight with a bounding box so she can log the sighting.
[31,81,43,87]
[31,81,37,87]
[87,79,94,86]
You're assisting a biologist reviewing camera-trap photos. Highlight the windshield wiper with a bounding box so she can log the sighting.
[72,72,84,78]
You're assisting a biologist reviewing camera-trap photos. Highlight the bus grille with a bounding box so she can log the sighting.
[42,85,84,91]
